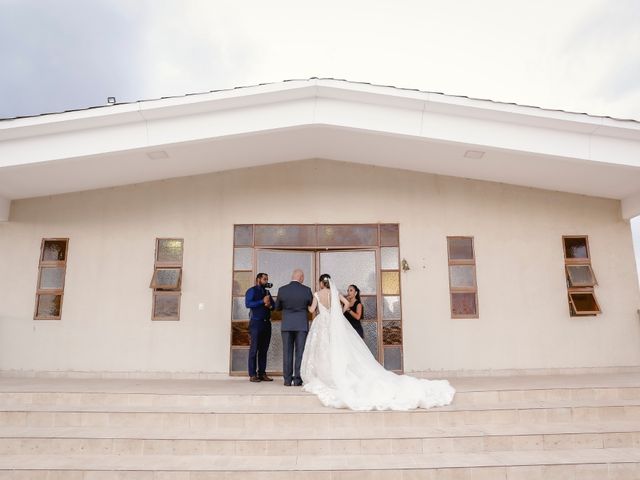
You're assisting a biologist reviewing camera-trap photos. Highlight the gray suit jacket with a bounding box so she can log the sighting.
[275,281,313,332]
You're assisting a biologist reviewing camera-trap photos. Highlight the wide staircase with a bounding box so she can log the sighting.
[0,372,640,479]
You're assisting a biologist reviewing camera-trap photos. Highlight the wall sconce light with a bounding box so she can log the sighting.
[401,258,410,272]
[107,97,116,104]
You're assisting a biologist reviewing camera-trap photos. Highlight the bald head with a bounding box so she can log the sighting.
[291,269,304,282]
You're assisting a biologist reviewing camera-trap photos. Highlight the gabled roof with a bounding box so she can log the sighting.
[1,78,639,222]
[3,77,639,124]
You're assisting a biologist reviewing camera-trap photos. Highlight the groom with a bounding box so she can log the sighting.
[275,269,313,386]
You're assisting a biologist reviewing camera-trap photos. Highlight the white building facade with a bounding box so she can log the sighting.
[1,79,639,376]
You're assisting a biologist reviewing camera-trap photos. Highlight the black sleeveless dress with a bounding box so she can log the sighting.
[344,300,364,339]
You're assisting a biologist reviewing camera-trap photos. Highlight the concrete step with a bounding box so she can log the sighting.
[1,385,639,408]
[2,401,640,429]
[0,449,639,478]
[1,423,640,456]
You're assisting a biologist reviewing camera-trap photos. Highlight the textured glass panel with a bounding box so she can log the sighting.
[564,237,588,259]
[234,248,253,270]
[381,271,400,295]
[233,271,254,296]
[42,240,67,261]
[449,265,475,288]
[384,347,402,370]
[39,267,65,290]
[380,224,399,247]
[254,225,316,247]
[152,268,181,289]
[257,250,314,292]
[383,320,402,345]
[157,239,183,263]
[231,348,249,372]
[567,265,596,287]
[318,225,377,247]
[361,296,377,320]
[448,237,474,260]
[266,321,282,373]
[36,294,61,317]
[570,293,600,313]
[234,225,253,246]
[154,293,180,319]
[361,321,379,360]
[232,321,250,346]
[232,297,250,320]
[381,247,399,270]
[451,292,477,317]
[383,296,401,320]
[319,250,377,295]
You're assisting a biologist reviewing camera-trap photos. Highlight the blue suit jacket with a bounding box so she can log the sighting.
[275,281,313,332]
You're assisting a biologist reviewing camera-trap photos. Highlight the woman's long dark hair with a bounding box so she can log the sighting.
[349,284,362,303]
[319,273,331,289]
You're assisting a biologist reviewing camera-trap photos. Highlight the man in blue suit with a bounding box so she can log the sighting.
[275,269,313,386]
[245,273,275,382]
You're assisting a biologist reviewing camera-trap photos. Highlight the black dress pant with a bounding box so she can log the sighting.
[248,319,271,377]
[281,330,307,385]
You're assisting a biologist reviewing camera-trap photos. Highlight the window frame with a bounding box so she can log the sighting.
[562,235,601,316]
[447,236,479,319]
[34,238,69,320]
[151,238,184,321]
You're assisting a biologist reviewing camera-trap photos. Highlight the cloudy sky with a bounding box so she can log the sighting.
[1,0,639,278]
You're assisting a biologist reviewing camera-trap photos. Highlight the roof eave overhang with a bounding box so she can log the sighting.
[1,78,640,222]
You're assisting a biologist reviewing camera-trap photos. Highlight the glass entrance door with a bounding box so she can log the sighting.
[230,224,403,375]
[317,250,380,360]
[256,249,315,374]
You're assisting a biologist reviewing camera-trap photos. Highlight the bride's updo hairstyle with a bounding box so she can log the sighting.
[319,274,331,289]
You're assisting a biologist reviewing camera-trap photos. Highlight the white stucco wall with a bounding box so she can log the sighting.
[1,159,639,374]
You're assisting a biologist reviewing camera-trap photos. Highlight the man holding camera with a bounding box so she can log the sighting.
[245,273,275,382]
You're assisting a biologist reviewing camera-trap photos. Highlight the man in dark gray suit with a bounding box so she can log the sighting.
[275,269,313,386]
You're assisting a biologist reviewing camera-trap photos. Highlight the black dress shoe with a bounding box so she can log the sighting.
[283,381,292,386]
[293,381,303,387]
[249,376,261,382]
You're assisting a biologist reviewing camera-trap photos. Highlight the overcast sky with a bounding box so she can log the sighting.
[1,0,639,278]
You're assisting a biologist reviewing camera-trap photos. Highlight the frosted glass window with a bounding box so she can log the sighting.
[150,268,181,289]
[361,296,378,320]
[566,265,596,287]
[384,347,402,370]
[319,250,377,295]
[232,321,250,346]
[157,239,183,264]
[231,349,249,372]
[234,248,253,271]
[381,247,399,270]
[318,225,378,246]
[380,224,399,247]
[451,292,477,317]
[362,321,379,359]
[381,271,400,295]
[448,237,474,260]
[41,240,67,262]
[39,267,65,290]
[255,225,316,246]
[234,225,253,246]
[257,250,314,292]
[564,237,588,260]
[232,297,250,320]
[449,265,475,288]
[153,293,180,320]
[383,296,401,320]
[233,271,254,296]
[383,320,402,345]
[36,294,61,318]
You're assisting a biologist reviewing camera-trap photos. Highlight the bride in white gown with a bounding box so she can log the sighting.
[300,274,455,411]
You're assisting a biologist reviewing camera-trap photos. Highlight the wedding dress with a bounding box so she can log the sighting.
[300,280,455,411]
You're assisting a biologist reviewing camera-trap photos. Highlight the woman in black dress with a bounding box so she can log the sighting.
[343,284,364,339]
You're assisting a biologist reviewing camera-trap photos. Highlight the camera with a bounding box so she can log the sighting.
[264,282,273,289]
